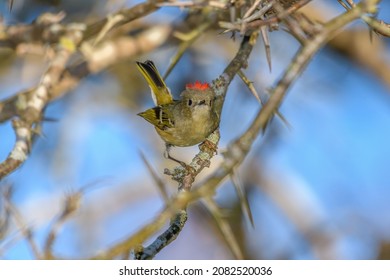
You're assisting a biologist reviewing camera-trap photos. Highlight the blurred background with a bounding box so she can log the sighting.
[0,0,390,259]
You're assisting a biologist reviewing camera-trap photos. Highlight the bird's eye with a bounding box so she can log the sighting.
[188,99,193,106]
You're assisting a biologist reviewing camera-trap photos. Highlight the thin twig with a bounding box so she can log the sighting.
[4,199,41,259]
[0,185,13,241]
[164,16,214,79]
[44,191,83,259]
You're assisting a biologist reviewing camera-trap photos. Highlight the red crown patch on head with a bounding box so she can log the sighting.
[186,81,209,90]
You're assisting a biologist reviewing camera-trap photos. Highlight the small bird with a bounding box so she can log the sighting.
[136,60,219,164]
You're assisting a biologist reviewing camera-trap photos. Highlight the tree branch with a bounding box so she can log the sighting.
[127,0,377,260]
[94,33,256,260]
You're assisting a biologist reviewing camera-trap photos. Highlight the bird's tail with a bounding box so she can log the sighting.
[136,60,173,106]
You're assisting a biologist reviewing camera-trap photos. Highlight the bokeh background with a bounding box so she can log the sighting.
[0,0,390,259]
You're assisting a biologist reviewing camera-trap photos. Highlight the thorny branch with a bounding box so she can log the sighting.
[219,0,312,33]
[195,0,382,200]
[0,24,84,180]
[338,0,390,36]
[101,0,380,260]
[0,0,386,259]
[104,33,256,260]
[0,1,172,180]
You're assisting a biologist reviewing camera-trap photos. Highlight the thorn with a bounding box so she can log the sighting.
[8,0,13,11]
[263,88,292,130]
[230,170,254,228]
[238,70,263,104]
[369,25,374,43]
[260,25,272,72]
[202,197,244,259]
[42,117,59,123]
[275,109,292,130]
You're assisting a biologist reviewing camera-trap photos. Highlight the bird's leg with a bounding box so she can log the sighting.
[164,144,187,168]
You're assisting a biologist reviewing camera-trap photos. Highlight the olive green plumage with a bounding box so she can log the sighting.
[136,60,219,147]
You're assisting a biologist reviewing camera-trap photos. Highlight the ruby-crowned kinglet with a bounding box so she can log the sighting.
[136,60,219,160]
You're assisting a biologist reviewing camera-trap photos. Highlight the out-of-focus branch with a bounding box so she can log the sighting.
[3,193,41,258]
[378,242,390,259]
[0,1,174,123]
[0,25,172,124]
[329,28,390,89]
[164,15,215,79]
[363,16,390,37]
[245,160,338,259]
[0,0,163,49]
[194,0,380,198]
[81,25,172,73]
[8,0,13,11]
[0,24,84,180]
[0,184,12,241]
[84,0,164,40]
[202,197,244,259]
[0,12,69,49]
[339,0,389,37]
[0,0,178,181]
[44,191,83,259]
[43,179,106,259]
[0,119,32,179]
[0,26,171,179]
[301,1,390,89]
